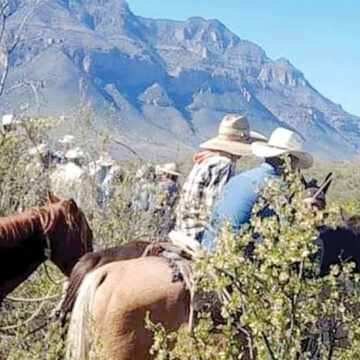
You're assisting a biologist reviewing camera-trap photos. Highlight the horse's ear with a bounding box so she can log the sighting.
[323,179,332,195]
[47,192,60,204]
[323,172,333,182]
[300,175,307,187]
[63,199,80,227]
[340,208,350,223]
[65,199,79,213]
[320,172,332,195]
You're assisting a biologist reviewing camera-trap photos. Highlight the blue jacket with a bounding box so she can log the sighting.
[202,162,278,252]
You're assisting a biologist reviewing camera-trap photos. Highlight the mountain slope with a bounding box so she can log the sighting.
[1,0,359,159]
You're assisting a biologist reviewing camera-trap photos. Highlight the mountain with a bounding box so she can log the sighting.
[1,0,359,160]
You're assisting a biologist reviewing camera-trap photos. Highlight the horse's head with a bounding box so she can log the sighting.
[340,208,360,236]
[42,192,93,276]
[301,172,332,210]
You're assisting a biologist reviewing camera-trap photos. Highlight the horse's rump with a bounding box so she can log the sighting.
[61,241,151,322]
[67,256,190,360]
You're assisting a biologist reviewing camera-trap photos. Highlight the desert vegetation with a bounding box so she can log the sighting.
[0,112,359,360]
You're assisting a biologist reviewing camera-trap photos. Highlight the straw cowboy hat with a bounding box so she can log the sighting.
[251,127,313,169]
[65,147,84,160]
[97,154,115,168]
[200,114,266,156]
[29,143,49,156]
[156,163,181,177]
[2,114,15,126]
[59,135,75,144]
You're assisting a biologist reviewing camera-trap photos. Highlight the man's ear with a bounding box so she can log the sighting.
[47,192,60,204]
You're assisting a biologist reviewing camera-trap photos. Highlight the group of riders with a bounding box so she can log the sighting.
[138,113,319,253]
[2,112,322,253]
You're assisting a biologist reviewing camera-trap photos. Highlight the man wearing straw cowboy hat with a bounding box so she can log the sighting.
[155,162,181,207]
[202,127,313,252]
[174,114,266,243]
[50,147,87,205]
[154,163,182,235]
[54,134,75,164]
[94,153,116,208]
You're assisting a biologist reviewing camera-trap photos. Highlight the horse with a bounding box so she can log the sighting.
[66,256,190,360]
[60,173,333,323]
[301,172,332,210]
[60,240,151,323]
[65,210,360,360]
[0,192,93,303]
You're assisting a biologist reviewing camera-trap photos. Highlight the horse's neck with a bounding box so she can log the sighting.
[0,231,45,300]
[0,258,43,300]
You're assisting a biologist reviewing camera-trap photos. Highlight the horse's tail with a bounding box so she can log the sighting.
[65,267,107,360]
[61,253,102,327]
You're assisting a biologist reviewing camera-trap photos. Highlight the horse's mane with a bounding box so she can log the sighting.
[0,200,78,247]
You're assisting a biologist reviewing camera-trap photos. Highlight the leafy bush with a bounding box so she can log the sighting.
[1,115,360,359]
[149,160,360,360]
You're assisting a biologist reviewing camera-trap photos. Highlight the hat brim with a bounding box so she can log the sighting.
[200,131,266,156]
[251,141,313,169]
[157,168,181,176]
[97,161,114,167]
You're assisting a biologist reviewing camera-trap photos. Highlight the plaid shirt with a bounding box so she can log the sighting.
[175,154,235,240]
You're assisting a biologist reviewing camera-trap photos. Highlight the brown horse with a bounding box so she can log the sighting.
[0,193,93,302]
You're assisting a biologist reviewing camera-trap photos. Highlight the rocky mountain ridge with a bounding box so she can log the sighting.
[1,0,359,159]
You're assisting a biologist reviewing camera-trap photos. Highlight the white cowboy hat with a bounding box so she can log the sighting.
[59,135,75,144]
[29,143,49,156]
[156,162,181,177]
[65,147,84,160]
[200,114,266,156]
[2,114,14,126]
[96,154,114,168]
[251,127,313,169]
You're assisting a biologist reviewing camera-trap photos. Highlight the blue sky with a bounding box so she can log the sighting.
[128,0,360,116]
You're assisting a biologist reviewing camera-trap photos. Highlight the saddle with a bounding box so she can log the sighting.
[142,231,223,329]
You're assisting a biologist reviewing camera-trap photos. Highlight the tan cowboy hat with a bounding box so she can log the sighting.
[156,162,181,177]
[59,134,74,144]
[200,114,266,156]
[65,147,84,160]
[251,127,313,169]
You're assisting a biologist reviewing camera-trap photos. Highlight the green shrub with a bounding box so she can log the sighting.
[149,159,360,360]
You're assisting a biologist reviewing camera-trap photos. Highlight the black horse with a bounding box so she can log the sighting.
[301,172,332,210]
[318,208,360,276]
